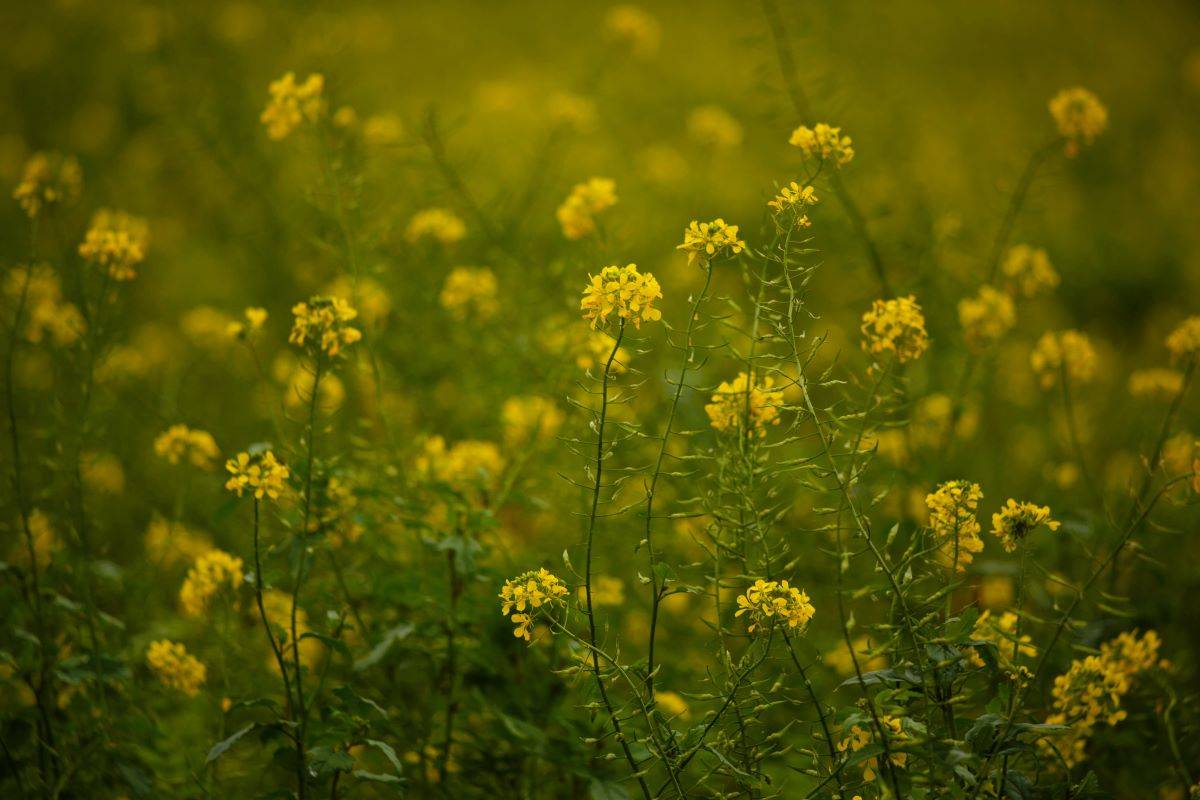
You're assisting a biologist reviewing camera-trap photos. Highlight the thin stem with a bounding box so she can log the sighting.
[782,631,845,798]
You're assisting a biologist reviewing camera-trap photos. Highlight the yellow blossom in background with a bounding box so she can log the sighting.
[705,372,784,436]
[547,91,597,132]
[926,480,985,571]
[181,306,236,348]
[262,589,322,669]
[556,177,617,240]
[580,263,662,330]
[676,219,746,265]
[578,575,624,607]
[969,610,1036,669]
[978,574,1015,609]
[958,285,1015,349]
[499,568,569,641]
[604,5,660,57]
[416,436,505,490]
[861,294,929,364]
[144,516,211,566]
[261,71,325,140]
[154,425,220,470]
[1044,630,1161,767]
[9,509,56,567]
[276,353,347,412]
[224,450,290,501]
[440,267,499,321]
[3,264,85,346]
[1030,330,1097,389]
[910,393,978,449]
[767,181,819,228]
[226,307,269,339]
[1049,87,1108,156]
[1128,368,1184,400]
[325,276,392,328]
[789,122,854,165]
[735,578,815,634]
[655,691,690,719]
[838,716,906,783]
[179,548,244,616]
[501,395,564,445]
[289,296,362,357]
[363,113,404,146]
[314,475,363,547]
[12,151,82,218]
[991,499,1059,552]
[825,636,887,677]
[1165,315,1200,361]
[146,640,206,696]
[687,105,742,149]
[406,207,466,244]
[1001,244,1059,297]
[81,452,125,495]
[78,209,149,281]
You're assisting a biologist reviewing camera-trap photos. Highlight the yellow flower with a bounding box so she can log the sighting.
[676,219,745,266]
[12,152,82,218]
[789,123,854,165]
[687,105,742,149]
[579,575,625,607]
[499,568,570,641]
[990,499,1059,552]
[1165,316,1200,361]
[958,285,1015,349]
[838,716,906,782]
[145,516,211,566]
[440,267,499,321]
[734,578,815,634]
[78,209,149,281]
[180,549,244,616]
[406,208,466,244]
[224,450,290,501]
[605,5,660,57]
[978,575,1014,610]
[655,691,690,719]
[969,610,1036,669]
[1001,245,1059,297]
[3,264,85,346]
[227,307,269,339]
[767,182,819,228]
[146,640,206,696]
[154,425,220,470]
[502,395,564,445]
[261,71,325,140]
[580,264,663,330]
[705,372,784,436]
[926,481,984,571]
[289,296,362,357]
[1049,87,1108,156]
[860,295,929,364]
[556,177,617,240]
[416,436,505,491]
[546,91,597,132]
[1128,368,1184,400]
[261,588,322,669]
[9,509,56,567]
[1030,330,1097,389]
[81,452,125,494]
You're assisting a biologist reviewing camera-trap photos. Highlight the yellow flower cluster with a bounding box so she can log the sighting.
[556,177,617,240]
[687,105,743,149]
[958,285,1016,349]
[440,267,499,321]
[860,295,930,364]
[261,71,325,140]
[1001,245,1059,297]
[12,152,82,218]
[145,516,211,566]
[502,395,564,445]
[734,578,815,634]
[969,610,1036,669]
[224,450,290,501]
[226,307,269,339]
[926,481,984,571]
[4,265,84,346]
[789,123,854,165]
[179,548,244,617]
[604,5,660,57]
[580,264,663,330]
[314,476,363,547]
[154,425,220,470]
[499,568,569,641]
[289,296,362,357]
[406,207,467,244]
[705,372,784,436]
[1045,630,1161,767]
[677,219,746,266]
[416,436,505,489]
[1128,368,1185,401]
[1030,330,1097,389]
[990,499,1059,552]
[78,209,149,281]
[1049,87,1108,155]
[1165,315,1200,361]
[838,716,906,783]
[146,640,206,696]
[767,182,819,228]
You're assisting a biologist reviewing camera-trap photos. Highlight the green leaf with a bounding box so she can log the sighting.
[354,624,414,671]
[207,724,257,764]
[365,738,404,775]
[589,779,631,800]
